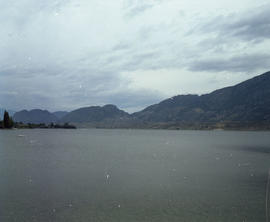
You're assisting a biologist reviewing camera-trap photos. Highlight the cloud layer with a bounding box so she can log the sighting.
[0,0,270,112]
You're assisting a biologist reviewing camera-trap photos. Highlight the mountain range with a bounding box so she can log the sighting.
[13,109,59,124]
[10,71,270,130]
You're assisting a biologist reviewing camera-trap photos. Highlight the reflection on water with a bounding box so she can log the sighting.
[0,129,269,222]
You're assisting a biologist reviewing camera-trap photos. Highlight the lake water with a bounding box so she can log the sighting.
[0,129,269,222]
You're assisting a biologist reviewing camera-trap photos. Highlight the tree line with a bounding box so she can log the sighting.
[0,111,76,129]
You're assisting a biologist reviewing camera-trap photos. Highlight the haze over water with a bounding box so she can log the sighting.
[0,129,269,222]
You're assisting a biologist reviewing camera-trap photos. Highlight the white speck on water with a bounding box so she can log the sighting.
[238,162,250,167]
[106,174,110,179]
[68,203,73,207]
[118,204,121,208]
[242,163,250,166]
[52,209,56,213]
[18,134,25,137]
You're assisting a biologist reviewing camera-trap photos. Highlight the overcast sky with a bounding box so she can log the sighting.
[0,0,270,112]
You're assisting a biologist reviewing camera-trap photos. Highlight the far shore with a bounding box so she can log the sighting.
[1,123,269,131]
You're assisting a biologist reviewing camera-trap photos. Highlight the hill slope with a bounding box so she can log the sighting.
[60,104,129,124]
[53,111,69,119]
[132,71,270,127]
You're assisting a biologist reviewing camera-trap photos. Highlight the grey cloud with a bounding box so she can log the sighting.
[125,4,153,18]
[0,57,162,112]
[121,51,160,71]
[0,90,54,112]
[103,42,185,72]
[184,5,270,74]
[124,0,154,18]
[1,0,270,112]
[198,4,270,43]
[112,42,131,51]
[123,0,164,18]
[0,0,70,28]
[189,53,270,73]
[102,23,188,72]
[0,65,70,79]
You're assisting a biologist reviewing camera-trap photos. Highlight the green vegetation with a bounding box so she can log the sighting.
[13,122,76,129]
[0,110,76,129]
[0,111,14,129]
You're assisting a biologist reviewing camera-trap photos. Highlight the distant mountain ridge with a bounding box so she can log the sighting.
[53,111,69,119]
[60,104,129,123]
[132,71,270,124]
[13,109,58,124]
[12,71,270,129]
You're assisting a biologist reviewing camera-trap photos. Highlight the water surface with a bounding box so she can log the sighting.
[0,129,269,222]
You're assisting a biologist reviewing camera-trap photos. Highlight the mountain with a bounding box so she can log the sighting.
[53,111,69,119]
[60,104,129,125]
[9,71,270,129]
[132,71,270,129]
[13,109,58,124]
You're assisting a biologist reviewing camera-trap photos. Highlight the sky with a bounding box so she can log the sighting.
[0,0,270,113]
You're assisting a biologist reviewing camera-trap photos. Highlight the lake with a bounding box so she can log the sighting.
[0,129,269,222]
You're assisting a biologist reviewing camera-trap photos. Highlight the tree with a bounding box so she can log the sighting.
[9,116,14,128]
[3,111,13,128]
